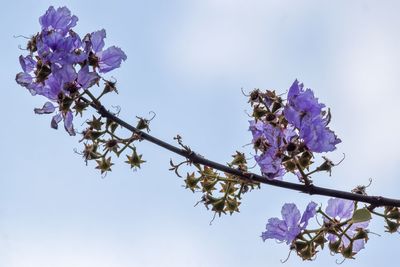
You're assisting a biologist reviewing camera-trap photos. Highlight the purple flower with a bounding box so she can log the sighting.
[47,111,75,136]
[284,80,324,129]
[261,202,317,244]
[255,150,285,180]
[249,120,284,148]
[284,80,341,153]
[16,6,127,136]
[300,117,341,153]
[77,65,100,89]
[86,29,127,73]
[325,198,369,253]
[33,101,76,136]
[37,30,86,65]
[249,121,295,179]
[29,74,63,101]
[39,6,78,35]
[52,64,77,84]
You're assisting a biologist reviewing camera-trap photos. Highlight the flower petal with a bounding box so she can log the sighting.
[19,55,36,73]
[281,203,301,230]
[63,111,75,136]
[325,198,354,220]
[91,29,106,53]
[299,201,317,229]
[39,6,78,34]
[77,65,100,89]
[261,217,287,242]
[15,72,33,87]
[51,113,62,129]
[34,102,55,114]
[98,46,127,73]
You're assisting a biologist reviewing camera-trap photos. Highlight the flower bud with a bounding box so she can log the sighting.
[286,142,297,152]
[284,160,296,172]
[252,105,268,119]
[313,234,327,248]
[265,113,276,122]
[386,209,400,220]
[298,157,311,169]
[59,94,73,113]
[385,219,400,233]
[253,138,270,152]
[184,172,200,192]
[103,79,118,94]
[136,117,151,132]
[201,178,217,193]
[298,244,314,261]
[204,195,225,215]
[271,101,282,113]
[353,229,369,241]
[104,139,119,153]
[83,128,104,141]
[83,143,100,161]
[73,100,88,116]
[316,157,334,174]
[384,206,396,215]
[87,116,104,130]
[35,60,51,83]
[294,241,308,251]
[225,197,240,214]
[125,149,146,169]
[231,151,246,166]
[95,156,114,174]
[328,240,341,253]
[341,242,355,259]
[27,34,38,52]
[248,89,263,105]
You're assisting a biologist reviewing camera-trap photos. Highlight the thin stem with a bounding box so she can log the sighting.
[309,230,324,243]
[295,161,311,186]
[81,96,400,208]
[306,169,320,176]
[317,209,335,223]
[370,210,386,218]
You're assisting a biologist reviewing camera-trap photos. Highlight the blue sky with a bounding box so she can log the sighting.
[2,0,400,266]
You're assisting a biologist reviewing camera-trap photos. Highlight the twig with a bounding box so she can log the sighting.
[81,96,400,208]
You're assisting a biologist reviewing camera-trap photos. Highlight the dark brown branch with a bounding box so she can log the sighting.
[86,99,400,208]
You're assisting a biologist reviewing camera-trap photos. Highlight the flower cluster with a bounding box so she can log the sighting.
[170,143,260,218]
[262,198,371,260]
[261,202,317,244]
[248,80,341,180]
[284,81,341,153]
[324,198,369,255]
[15,6,137,176]
[16,6,127,135]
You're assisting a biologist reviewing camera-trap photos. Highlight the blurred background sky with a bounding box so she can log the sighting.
[1,0,400,266]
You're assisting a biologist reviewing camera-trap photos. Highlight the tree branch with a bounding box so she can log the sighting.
[85,98,400,208]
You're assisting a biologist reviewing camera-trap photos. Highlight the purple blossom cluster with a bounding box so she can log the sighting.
[248,80,341,180]
[261,201,317,244]
[262,198,370,260]
[249,121,295,179]
[16,6,127,135]
[284,80,341,153]
[325,198,369,253]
